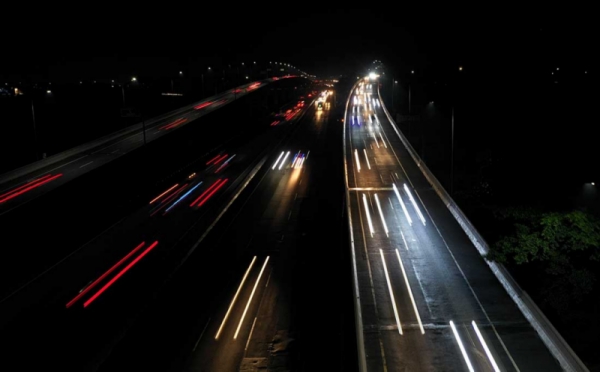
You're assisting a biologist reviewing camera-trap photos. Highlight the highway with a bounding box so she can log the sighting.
[0,79,277,215]
[345,81,562,371]
[92,89,354,371]
[0,87,312,371]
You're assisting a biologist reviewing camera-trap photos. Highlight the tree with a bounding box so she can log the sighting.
[486,208,600,313]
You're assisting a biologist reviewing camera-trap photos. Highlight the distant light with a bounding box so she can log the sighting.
[585,71,588,74]
[46,90,51,93]
[411,70,414,74]
[369,72,379,80]
[246,76,249,79]
[241,62,244,65]
[269,61,272,64]
[592,182,595,186]
[208,67,211,70]
[253,61,256,64]
[132,77,137,81]
[79,81,82,84]
[112,80,114,82]
[179,71,183,74]
[459,66,463,71]
[395,80,398,83]
[557,67,559,71]
[93,81,96,83]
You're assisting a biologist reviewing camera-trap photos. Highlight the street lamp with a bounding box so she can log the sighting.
[451,106,455,196]
[30,89,53,160]
[391,79,397,108]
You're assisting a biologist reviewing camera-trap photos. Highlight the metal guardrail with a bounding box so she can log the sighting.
[376,86,589,372]
[0,80,272,186]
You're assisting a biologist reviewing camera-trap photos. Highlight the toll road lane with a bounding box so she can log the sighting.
[344,80,561,371]
[0,96,311,371]
[92,92,346,372]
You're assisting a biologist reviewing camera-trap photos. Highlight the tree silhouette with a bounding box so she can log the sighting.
[486,208,600,313]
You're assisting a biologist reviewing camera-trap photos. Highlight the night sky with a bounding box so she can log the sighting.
[4,8,596,81]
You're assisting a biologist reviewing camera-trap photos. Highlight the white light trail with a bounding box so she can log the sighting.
[363,149,371,169]
[216,256,257,339]
[272,151,284,170]
[291,151,301,168]
[278,151,290,170]
[472,321,501,372]
[380,249,403,335]
[379,132,387,148]
[354,149,361,172]
[296,155,305,169]
[373,133,380,148]
[404,183,426,226]
[393,183,412,226]
[395,249,424,334]
[234,256,270,339]
[362,194,374,237]
[450,320,475,372]
[374,194,388,237]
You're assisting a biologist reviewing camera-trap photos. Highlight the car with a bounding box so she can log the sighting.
[317,102,323,110]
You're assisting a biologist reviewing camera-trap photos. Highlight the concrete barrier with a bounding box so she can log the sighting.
[377,86,588,372]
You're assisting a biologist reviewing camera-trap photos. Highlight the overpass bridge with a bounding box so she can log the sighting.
[344,78,587,371]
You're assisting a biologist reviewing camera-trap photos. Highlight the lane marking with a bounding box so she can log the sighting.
[380,249,402,335]
[193,318,211,352]
[43,155,88,174]
[245,317,258,351]
[79,161,94,168]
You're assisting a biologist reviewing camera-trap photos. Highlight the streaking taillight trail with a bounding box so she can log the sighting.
[190,178,229,207]
[0,173,63,204]
[66,241,159,308]
[160,117,188,130]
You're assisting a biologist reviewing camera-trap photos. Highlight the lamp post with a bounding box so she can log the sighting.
[450,106,454,196]
[31,98,38,160]
[450,66,463,196]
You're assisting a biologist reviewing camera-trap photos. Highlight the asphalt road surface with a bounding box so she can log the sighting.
[0,79,273,215]
[94,90,355,371]
[345,81,562,371]
[0,89,311,371]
